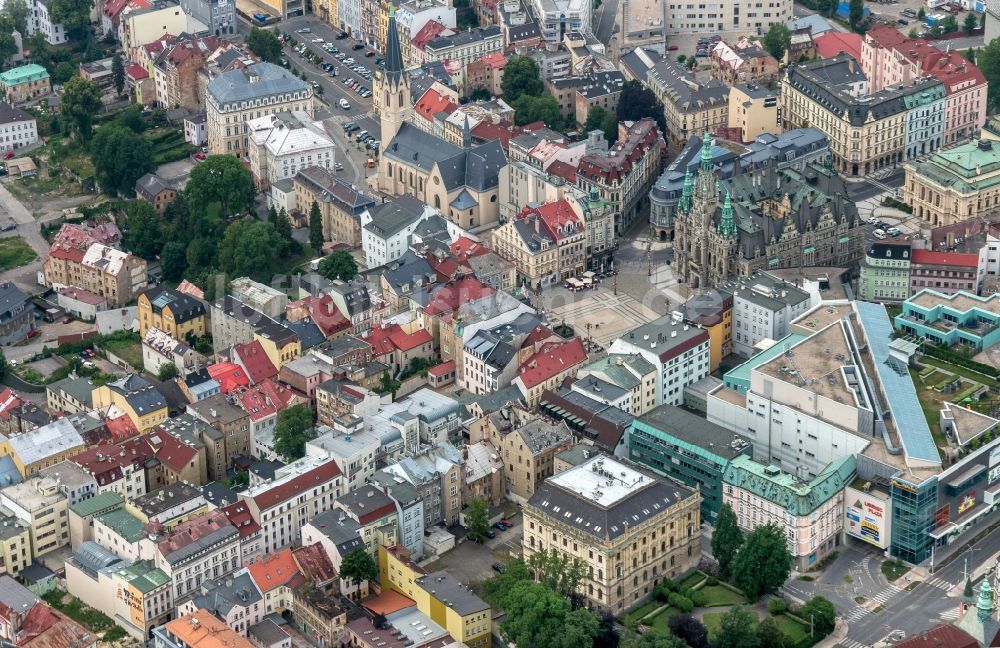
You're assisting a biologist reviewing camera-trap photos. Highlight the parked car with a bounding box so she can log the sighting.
[194,152,206,160]
[873,229,886,239]
[3,150,14,160]
[352,43,365,50]
[500,518,511,526]
[337,31,349,39]
[0,223,16,232]
[667,44,679,50]
[296,27,310,32]
[344,57,355,64]
[898,18,909,24]
[492,563,506,573]
[335,162,344,170]
[26,329,39,339]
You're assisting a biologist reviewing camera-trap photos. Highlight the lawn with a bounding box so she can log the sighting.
[881,559,910,582]
[644,607,679,633]
[699,584,747,607]
[921,356,1000,388]
[144,128,196,165]
[0,237,37,272]
[775,614,810,644]
[702,611,739,641]
[100,332,143,370]
[679,571,706,590]
[622,599,661,625]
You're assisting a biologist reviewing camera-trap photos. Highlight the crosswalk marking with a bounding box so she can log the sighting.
[838,639,868,648]
[845,606,869,622]
[938,608,960,620]
[869,584,901,605]
[925,576,952,590]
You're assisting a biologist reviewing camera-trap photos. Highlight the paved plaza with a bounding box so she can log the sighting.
[543,289,661,347]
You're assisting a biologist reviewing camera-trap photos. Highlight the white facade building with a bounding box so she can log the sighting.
[246,110,336,190]
[0,102,38,154]
[718,272,814,357]
[306,419,380,494]
[29,0,67,45]
[361,198,441,269]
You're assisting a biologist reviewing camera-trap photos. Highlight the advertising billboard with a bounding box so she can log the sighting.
[845,486,891,549]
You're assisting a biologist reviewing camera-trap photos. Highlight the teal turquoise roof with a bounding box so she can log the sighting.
[0,64,49,85]
[722,454,856,517]
[96,509,145,543]
[69,492,124,517]
[908,139,1000,195]
[116,560,169,594]
[723,333,808,393]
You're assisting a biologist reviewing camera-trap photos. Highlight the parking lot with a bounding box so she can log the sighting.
[432,519,522,592]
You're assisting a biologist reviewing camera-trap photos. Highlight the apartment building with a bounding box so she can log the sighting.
[577,354,658,416]
[909,249,983,296]
[859,242,912,303]
[500,416,573,502]
[43,243,147,307]
[293,166,376,248]
[727,83,781,142]
[154,510,240,601]
[894,289,1000,352]
[138,285,207,338]
[492,199,586,287]
[723,454,854,570]
[0,102,38,155]
[187,395,252,480]
[120,1,188,60]
[0,476,69,558]
[904,139,1000,228]
[662,0,791,36]
[28,0,67,44]
[523,455,701,613]
[154,609,255,648]
[241,456,344,553]
[422,26,502,66]
[646,59,728,154]
[92,375,169,432]
[383,445,463,526]
[0,514,30,577]
[369,471,425,558]
[177,0,235,35]
[336,485,399,556]
[1,417,85,478]
[206,63,314,158]
[860,25,986,146]
[152,36,224,111]
[247,111,336,190]
[782,55,945,177]
[0,64,49,106]
[513,337,588,407]
[717,272,813,357]
[711,39,779,87]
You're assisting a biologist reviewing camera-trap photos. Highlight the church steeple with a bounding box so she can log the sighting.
[700,132,713,171]
[462,114,471,150]
[719,190,735,237]
[680,167,693,214]
[976,578,994,622]
[384,3,404,87]
[379,1,411,149]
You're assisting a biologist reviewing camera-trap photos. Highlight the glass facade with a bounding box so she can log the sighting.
[890,476,938,563]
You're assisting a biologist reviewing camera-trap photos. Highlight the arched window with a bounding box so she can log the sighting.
[434,195,441,209]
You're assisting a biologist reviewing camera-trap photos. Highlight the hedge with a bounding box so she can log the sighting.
[922,344,1000,378]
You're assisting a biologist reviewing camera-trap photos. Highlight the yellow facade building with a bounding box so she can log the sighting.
[138,286,208,338]
[378,545,492,648]
[0,418,86,478]
[681,291,733,373]
[728,84,780,143]
[0,516,31,576]
[92,375,169,432]
[254,322,301,369]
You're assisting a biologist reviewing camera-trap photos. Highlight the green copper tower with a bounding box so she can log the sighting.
[719,190,735,237]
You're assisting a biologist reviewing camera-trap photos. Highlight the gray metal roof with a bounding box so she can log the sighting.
[107,374,167,415]
[195,571,262,616]
[72,541,124,575]
[414,571,489,615]
[514,418,573,456]
[633,404,751,460]
[0,282,30,321]
[384,124,506,192]
[364,194,426,237]
[384,9,405,87]
[207,62,309,105]
[308,508,366,555]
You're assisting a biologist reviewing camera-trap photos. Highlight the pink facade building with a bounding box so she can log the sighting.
[861,25,986,146]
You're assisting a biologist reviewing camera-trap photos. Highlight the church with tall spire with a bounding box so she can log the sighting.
[671,133,865,289]
[376,5,508,231]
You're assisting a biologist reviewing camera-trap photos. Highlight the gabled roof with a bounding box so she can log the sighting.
[207,362,251,393]
[909,248,980,268]
[249,460,342,511]
[515,338,587,389]
[140,285,206,323]
[246,548,303,593]
[232,340,278,385]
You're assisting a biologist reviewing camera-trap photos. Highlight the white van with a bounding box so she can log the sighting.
[873,229,886,240]
[339,98,351,110]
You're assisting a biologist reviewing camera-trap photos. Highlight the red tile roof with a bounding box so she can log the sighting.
[175,280,205,299]
[158,510,235,558]
[250,460,342,511]
[2,602,93,648]
[449,236,490,263]
[144,429,199,471]
[814,31,863,60]
[71,441,148,486]
[427,359,456,377]
[412,20,451,51]
[909,249,980,268]
[106,413,139,442]
[426,253,461,282]
[480,51,507,68]
[0,388,25,421]
[546,160,578,183]
[414,87,458,122]
[423,276,494,316]
[577,118,660,185]
[293,543,337,583]
[207,362,251,393]
[369,324,433,357]
[308,294,352,337]
[236,379,300,422]
[515,338,587,389]
[894,625,978,648]
[125,64,148,80]
[233,340,278,385]
[363,590,416,616]
[518,199,584,242]
[247,547,301,593]
[864,26,986,94]
[221,501,261,537]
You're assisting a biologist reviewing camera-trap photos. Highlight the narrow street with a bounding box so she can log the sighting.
[0,181,52,293]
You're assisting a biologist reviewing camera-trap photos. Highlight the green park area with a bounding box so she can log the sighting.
[0,237,37,272]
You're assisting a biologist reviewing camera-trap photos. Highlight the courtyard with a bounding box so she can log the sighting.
[543,289,662,347]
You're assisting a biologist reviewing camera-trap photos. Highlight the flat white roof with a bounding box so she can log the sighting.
[548,455,648,508]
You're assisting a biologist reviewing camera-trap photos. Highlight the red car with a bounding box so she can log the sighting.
[194,152,206,160]
[26,329,39,339]
[667,44,679,51]
[3,151,14,160]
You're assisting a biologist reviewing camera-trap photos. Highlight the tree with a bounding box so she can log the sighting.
[512,94,563,128]
[47,0,95,37]
[339,548,378,594]
[965,12,979,33]
[52,60,76,84]
[0,15,16,62]
[245,26,282,63]
[157,363,179,381]
[111,53,124,97]
[272,404,315,460]
[482,558,532,608]
[584,106,619,145]
[942,14,958,32]
[755,616,787,648]
[0,349,7,382]
[667,614,710,648]
[317,250,358,281]
[500,55,543,102]
[526,548,587,597]
[121,200,163,259]
[309,200,324,251]
[594,612,619,648]
[2,0,28,35]
[731,523,794,600]
[617,80,667,136]
[976,35,1000,110]
[800,596,837,638]
[465,496,490,542]
[849,0,864,31]
[161,241,187,281]
[62,76,102,140]
[763,23,791,61]
[715,607,760,648]
[185,155,255,220]
[216,218,285,281]
[918,6,925,19]
[274,206,292,245]
[469,87,491,101]
[500,581,600,648]
[90,125,155,196]
[712,503,743,578]
[620,629,686,648]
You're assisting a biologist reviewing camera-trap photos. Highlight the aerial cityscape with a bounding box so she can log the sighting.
[0,0,1000,645]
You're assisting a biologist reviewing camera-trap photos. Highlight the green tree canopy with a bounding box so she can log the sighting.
[160,241,187,281]
[500,581,600,648]
[584,106,619,145]
[512,94,563,128]
[942,14,958,32]
[763,23,791,60]
[62,76,102,140]
[340,548,378,591]
[849,0,864,31]
[712,503,744,578]
[965,12,979,33]
[0,349,7,382]
[309,200,324,251]
[273,206,293,245]
[621,629,687,648]
[0,15,17,62]
[482,558,532,609]
[112,53,125,96]
[157,363,179,381]
[216,218,285,281]
[616,80,667,136]
[317,250,358,281]
[272,403,315,461]
[800,596,837,637]
[526,548,586,597]
[755,616,787,648]
[500,55,543,102]
[90,125,154,196]
[731,523,794,600]
[715,607,760,648]
[667,614,710,648]
[246,26,282,63]
[185,155,255,220]
[121,200,163,260]
[47,0,94,37]
[466,497,490,542]
[2,0,28,35]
